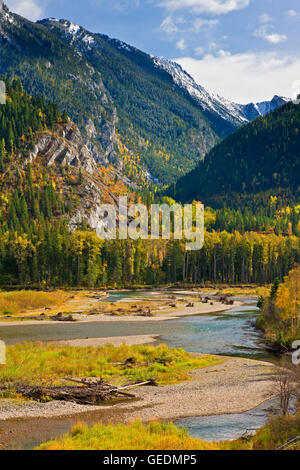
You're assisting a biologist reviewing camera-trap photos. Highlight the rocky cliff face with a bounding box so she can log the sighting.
[21,119,121,237]
[26,121,97,174]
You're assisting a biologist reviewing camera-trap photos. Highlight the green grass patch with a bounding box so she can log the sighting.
[0,343,222,390]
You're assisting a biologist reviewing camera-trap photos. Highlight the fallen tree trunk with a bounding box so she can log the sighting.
[6,384,116,405]
[117,379,158,390]
[0,378,157,405]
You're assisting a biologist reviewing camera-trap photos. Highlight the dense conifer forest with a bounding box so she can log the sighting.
[0,80,299,288]
[171,102,300,204]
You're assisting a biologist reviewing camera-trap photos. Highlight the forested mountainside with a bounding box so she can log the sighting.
[0,3,288,185]
[0,4,216,185]
[40,18,225,185]
[171,101,300,205]
[0,4,299,288]
[0,78,142,286]
[0,79,299,287]
[0,80,297,288]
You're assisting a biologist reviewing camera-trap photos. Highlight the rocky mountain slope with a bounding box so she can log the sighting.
[0,78,126,240]
[30,120,124,237]
[0,2,289,186]
[38,17,223,184]
[0,3,120,168]
[154,57,289,125]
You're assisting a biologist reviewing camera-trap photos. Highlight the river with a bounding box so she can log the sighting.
[0,292,278,447]
[1,299,268,360]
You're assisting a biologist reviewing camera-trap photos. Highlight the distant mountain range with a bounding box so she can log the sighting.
[0,2,290,185]
[153,57,289,125]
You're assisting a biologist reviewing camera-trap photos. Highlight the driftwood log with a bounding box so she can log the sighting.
[1,378,157,405]
[51,312,77,322]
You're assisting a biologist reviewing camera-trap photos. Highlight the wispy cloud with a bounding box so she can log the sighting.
[159,11,218,40]
[156,0,250,15]
[259,13,272,24]
[287,9,300,19]
[159,14,189,43]
[5,0,45,21]
[262,33,287,44]
[160,15,180,34]
[92,0,141,12]
[254,25,287,44]
[194,45,205,56]
[193,18,219,32]
[176,38,186,51]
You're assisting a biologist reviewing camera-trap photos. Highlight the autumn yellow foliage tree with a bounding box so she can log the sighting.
[275,265,300,336]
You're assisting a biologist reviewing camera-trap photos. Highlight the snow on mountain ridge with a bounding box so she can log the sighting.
[41,18,96,49]
[153,57,247,125]
[37,21,289,127]
[37,18,290,128]
[153,57,290,125]
[43,18,136,54]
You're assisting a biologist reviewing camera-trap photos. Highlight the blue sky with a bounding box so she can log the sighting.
[5,0,300,103]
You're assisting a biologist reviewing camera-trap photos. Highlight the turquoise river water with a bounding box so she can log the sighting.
[0,292,279,446]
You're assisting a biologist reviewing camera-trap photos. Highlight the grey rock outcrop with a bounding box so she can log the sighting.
[26,120,97,174]
[23,119,121,236]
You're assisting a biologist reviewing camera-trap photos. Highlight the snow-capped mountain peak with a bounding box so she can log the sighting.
[41,19,135,55]
[153,57,290,125]
[153,57,248,125]
[40,18,95,50]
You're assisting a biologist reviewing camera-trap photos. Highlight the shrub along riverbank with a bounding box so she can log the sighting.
[257,265,300,349]
[38,421,218,451]
[37,414,300,451]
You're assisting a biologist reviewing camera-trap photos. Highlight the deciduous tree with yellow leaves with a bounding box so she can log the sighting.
[276,265,300,336]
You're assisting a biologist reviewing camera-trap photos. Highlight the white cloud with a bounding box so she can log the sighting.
[287,10,300,20]
[292,80,300,95]
[176,51,300,103]
[160,13,218,37]
[160,16,179,34]
[176,38,186,51]
[287,9,300,18]
[264,33,287,44]
[92,0,141,11]
[208,40,217,50]
[156,0,250,15]
[259,13,272,24]
[160,11,218,45]
[217,49,230,57]
[193,17,219,32]
[254,25,287,44]
[5,0,45,21]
